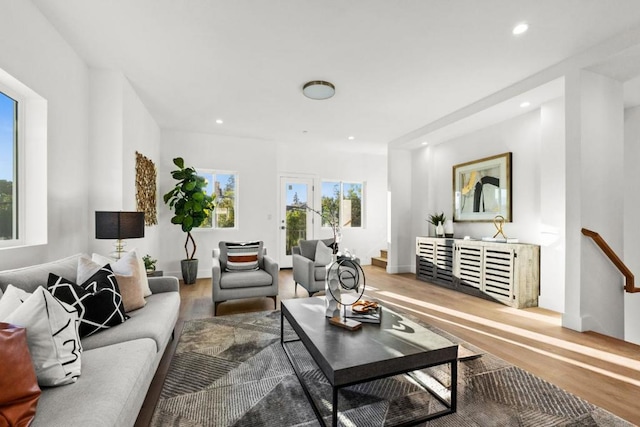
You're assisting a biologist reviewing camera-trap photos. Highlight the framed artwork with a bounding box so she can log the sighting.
[453,152,512,222]
[135,151,158,226]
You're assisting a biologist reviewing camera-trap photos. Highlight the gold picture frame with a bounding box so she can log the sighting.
[453,152,512,222]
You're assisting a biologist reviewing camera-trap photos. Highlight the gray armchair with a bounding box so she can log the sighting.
[292,238,335,296]
[212,241,278,315]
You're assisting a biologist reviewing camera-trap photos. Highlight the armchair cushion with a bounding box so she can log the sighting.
[220,270,273,289]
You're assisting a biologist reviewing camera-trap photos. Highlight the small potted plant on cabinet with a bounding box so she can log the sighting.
[163,157,215,284]
[428,212,446,238]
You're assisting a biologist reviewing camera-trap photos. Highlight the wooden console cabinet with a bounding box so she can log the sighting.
[416,237,540,308]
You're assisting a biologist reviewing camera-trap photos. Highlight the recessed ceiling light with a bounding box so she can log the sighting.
[421,141,429,146]
[512,22,529,35]
[520,101,531,108]
[215,119,224,124]
[348,136,355,140]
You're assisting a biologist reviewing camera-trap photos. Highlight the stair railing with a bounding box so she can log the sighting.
[581,228,639,293]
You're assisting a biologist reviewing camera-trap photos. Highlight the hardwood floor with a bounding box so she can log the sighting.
[136,266,640,426]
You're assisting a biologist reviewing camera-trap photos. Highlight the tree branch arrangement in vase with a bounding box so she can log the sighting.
[295,204,341,254]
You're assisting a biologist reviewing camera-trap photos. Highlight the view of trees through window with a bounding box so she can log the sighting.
[0,91,17,240]
[322,181,362,228]
[199,171,236,228]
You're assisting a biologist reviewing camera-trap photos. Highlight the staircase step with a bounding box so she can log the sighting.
[380,249,388,259]
[372,256,387,268]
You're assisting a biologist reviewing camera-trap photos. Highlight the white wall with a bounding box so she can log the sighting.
[277,142,388,265]
[88,70,161,260]
[388,148,413,273]
[0,1,90,269]
[159,131,280,278]
[402,104,570,312]
[159,131,388,279]
[624,105,640,344]
[567,70,625,339]
[539,98,566,313]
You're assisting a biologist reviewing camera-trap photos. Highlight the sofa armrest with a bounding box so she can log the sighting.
[263,255,279,287]
[148,276,179,294]
[212,249,222,289]
[292,253,314,285]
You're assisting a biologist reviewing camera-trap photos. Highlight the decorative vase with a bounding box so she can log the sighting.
[436,221,444,238]
[181,259,198,285]
[444,219,454,238]
[325,256,340,317]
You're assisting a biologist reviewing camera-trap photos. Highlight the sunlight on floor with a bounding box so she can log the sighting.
[370,291,640,388]
[494,304,561,325]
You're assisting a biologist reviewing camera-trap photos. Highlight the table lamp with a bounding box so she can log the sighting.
[95,211,145,259]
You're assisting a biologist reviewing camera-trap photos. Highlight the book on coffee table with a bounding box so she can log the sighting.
[345,305,381,324]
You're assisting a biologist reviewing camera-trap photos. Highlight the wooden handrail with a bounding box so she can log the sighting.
[581,228,639,293]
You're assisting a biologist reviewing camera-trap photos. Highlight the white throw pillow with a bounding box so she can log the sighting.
[92,250,151,297]
[77,255,103,284]
[314,240,334,266]
[0,284,31,319]
[2,286,82,386]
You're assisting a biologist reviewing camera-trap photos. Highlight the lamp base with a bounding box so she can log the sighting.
[110,239,126,260]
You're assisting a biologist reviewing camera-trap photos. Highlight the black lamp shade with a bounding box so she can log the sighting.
[95,211,145,240]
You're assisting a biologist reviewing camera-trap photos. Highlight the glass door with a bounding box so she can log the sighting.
[279,176,314,268]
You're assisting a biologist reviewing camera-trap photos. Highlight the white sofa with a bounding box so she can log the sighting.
[0,254,180,427]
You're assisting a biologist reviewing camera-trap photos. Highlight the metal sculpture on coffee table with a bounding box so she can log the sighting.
[325,257,366,330]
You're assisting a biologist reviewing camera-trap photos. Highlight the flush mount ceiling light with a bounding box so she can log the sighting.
[302,80,335,100]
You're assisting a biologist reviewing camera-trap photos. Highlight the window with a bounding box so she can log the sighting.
[0,68,47,249]
[199,170,237,229]
[321,181,363,228]
[0,90,17,242]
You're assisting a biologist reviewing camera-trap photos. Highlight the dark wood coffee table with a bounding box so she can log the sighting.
[280,297,458,426]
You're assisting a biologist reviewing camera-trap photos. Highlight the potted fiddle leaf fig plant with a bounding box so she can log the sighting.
[163,157,215,284]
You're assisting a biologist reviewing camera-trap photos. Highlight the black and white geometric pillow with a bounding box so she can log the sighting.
[48,265,127,337]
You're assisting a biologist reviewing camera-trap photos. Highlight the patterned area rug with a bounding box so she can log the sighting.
[150,309,632,427]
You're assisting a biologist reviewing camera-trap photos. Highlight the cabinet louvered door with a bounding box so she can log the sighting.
[457,244,482,289]
[416,238,436,281]
[483,247,515,304]
[434,240,454,284]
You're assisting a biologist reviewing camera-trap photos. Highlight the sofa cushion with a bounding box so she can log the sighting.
[48,267,127,338]
[220,269,273,289]
[1,286,82,387]
[0,254,83,294]
[77,257,146,312]
[31,338,157,427]
[91,251,152,297]
[81,292,179,352]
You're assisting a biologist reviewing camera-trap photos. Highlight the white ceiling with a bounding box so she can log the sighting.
[31,0,640,153]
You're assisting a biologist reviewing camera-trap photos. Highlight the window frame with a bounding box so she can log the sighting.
[0,84,24,248]
[194,168,238,230]
[320,180,365,229]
